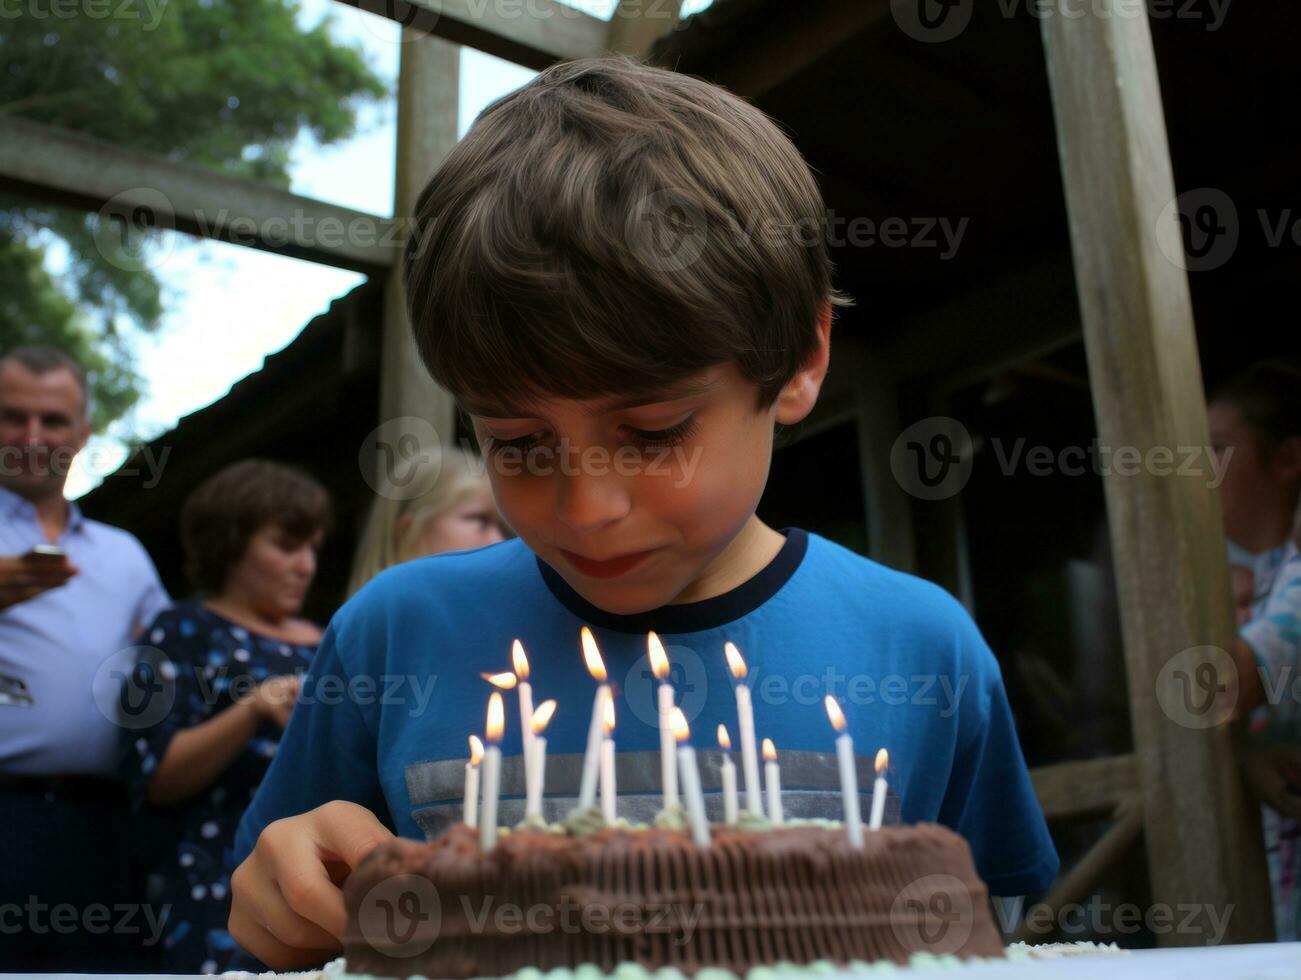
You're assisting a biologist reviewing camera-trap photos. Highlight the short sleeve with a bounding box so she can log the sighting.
[938,623,1060,896]
[128,539,171,640]
[231,620,391,870]
[119,607,207,807]
[1242,554,1301,737]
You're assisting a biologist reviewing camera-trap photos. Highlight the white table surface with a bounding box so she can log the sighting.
[12,943,1301,980]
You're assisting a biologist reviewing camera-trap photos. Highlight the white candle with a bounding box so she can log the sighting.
[763,738,783,825]
[869,748,889,831]
[600,693,617,824]
[671,708,710,847]
[725,642,763,815]
[513,640,535,779]
[525,700,556,819]
[647,632,679,809]
[464,735,483,828]
[825,696,863,848]
[578,629,610,810]
[718,724,738,825]
[480,692,505,850]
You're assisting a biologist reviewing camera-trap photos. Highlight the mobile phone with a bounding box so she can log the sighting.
[23,545,67,564]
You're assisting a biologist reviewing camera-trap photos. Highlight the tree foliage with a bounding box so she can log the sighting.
[0,0,389,429]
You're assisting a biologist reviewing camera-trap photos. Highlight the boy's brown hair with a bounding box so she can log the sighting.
[405,54,852,416]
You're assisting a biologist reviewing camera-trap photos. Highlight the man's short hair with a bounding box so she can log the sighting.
[181,459,333,595]
[1211,357,1301,454]
[1,345,91,418]
[405,54,853,416]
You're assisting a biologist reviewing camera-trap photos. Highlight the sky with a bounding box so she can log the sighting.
[65,0,712,497]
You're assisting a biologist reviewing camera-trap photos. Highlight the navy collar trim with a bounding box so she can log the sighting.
[536,527,809,635]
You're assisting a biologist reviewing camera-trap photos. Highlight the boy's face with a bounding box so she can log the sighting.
[463,306,831,614]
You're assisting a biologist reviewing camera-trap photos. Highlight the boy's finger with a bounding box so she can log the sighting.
[229,900,338,971]
[269,803,394,939]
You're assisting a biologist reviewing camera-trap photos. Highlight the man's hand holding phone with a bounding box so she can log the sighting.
[0,546,78,610]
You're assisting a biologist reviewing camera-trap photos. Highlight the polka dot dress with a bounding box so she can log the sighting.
[120,599,317,973]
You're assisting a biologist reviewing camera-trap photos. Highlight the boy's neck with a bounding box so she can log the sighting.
[670,516,787,605]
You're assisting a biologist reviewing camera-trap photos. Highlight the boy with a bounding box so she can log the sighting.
[229,55,1057,969]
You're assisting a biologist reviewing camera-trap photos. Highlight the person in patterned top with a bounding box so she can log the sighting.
[120,459,331,973]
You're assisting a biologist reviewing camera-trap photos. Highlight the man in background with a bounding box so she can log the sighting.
[0,345,171,970]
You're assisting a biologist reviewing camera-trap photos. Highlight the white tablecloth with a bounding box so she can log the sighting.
[15,943,1301,980]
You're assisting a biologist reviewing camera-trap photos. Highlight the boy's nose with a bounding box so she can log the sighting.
[554,466,633,534]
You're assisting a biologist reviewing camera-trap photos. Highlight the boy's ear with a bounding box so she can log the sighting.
[772,299,833,426]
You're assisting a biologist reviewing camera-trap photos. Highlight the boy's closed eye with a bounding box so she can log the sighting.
[482,414,699,454]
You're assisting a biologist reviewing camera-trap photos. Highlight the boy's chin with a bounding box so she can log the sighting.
[567,576,674,616]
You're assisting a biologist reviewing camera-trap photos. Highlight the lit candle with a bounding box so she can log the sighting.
[578,627,610,810]
[647,631,679,809]
[526,700,557,819]
[480,692,505,850]
[725,642,763,815]
[825,695,863,847]
[869,748,889,831]
[670,707,710,847]
[763,737,783,825]
[717,724,738,825]
[600,693,617,824]
[513,640,535,779]
[464,734,483,828]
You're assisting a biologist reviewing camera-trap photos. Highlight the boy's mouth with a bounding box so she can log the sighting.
[559,546,661,580]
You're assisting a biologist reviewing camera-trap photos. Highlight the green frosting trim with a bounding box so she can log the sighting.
[735,810,773,832]
[515,813,550,832]
[563,805,608,836]
[653,804,689,830]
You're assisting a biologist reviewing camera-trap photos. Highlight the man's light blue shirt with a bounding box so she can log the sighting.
[0,485,170,776]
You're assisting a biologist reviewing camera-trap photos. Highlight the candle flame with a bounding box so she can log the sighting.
[481,671,517,690]
[762,738,777,762]
[670,706,690,744]
[717,724,731,750]
[486,692,505,742]
[875,748,889,774]
[468,734,484,766]
[581,626,607,682]
[647,631,669,680]
[531,699,557,735]
[724,641,748,680]
[602,689,616,735]
[512,639,530,681]
[825,695,846,732]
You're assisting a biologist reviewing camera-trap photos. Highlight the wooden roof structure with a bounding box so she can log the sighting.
[8,0,1290,945]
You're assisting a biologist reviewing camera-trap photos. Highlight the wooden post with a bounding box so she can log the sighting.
[607,0,681,59]
[379,31,459,461]
[1040,4,1273,942]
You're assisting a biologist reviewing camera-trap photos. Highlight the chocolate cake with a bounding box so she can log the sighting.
[342,823,1004,977]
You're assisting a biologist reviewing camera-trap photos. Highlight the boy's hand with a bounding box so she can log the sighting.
[1238,740,1301,821]
[229,800,394,969]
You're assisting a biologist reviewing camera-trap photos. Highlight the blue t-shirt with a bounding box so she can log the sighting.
[233,528,1058,896]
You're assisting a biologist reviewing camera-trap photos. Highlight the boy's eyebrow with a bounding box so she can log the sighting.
[460,377,721,419]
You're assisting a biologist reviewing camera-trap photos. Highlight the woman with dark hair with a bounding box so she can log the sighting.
[121,459,332,973]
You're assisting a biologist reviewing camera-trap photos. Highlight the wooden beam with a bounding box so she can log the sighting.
[1040,2,1272,943]
[378,31,459,468]
[344,0,608,69]
[607,0,681,60]
[672,0,893,99]
[0,116,397,274]
[1030,754,1138,824]
[1011,797,1145,943]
